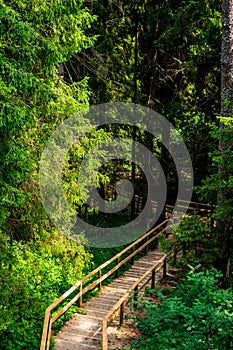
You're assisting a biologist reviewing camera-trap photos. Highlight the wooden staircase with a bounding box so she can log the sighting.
[40,219,168,350]
[55,249,165,350]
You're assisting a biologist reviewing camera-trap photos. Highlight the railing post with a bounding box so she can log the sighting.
[77,282,82,308]
[163,258,167,278]
[98,270,102,291]
[133,285,139,308]
[130,246,135,265]
[151,267,155,289]
[115,257,119,278]
[120,302,124,326]
[102,319,108,350]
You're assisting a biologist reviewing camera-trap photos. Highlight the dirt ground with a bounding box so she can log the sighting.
[107,270,179,350]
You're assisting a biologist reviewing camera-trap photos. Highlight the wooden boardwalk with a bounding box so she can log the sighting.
[55,249,165,350]
[40,202,211,350]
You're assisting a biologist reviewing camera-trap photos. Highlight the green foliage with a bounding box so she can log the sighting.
[160,213,219,269]
[0,1,98,348]
[200,117,233,223]
[198,115,233,278]
[0,230,92,349]
[63,127,112,210]
[133,268,233,350]
[0,0,95,240]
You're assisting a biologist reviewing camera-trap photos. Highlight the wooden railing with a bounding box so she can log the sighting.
[166,200,214,215]
[102,254,167,350]
[40,218,169,350]
[40,200,214,350]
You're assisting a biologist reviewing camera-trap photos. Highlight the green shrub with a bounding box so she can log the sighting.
[0,231,92,350]
[133,267,233,350]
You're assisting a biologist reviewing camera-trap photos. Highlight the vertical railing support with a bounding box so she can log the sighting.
[163,257,167,278]
[120,302,124,326]
[77,282,82,307]
[151,267,155,289]
[130,246,135,265]
[115,257,120,278]
[102,319,108,350]
[98,270,102,291]
[133,285,139,308]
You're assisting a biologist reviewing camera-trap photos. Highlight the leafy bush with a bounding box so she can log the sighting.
[0,231,92,350]
[133,267,233,350]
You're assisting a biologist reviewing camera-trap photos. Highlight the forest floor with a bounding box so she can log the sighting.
[107,269,180,350]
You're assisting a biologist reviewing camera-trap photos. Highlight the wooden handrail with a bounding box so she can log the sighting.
[40,219,169,350]
[102,254,167,350]
[166,200,215,212]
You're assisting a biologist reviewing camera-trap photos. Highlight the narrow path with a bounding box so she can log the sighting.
[55,249,165,350]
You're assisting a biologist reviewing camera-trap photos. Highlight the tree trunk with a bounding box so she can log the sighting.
[131,6,139,221]
[216,0,233,280]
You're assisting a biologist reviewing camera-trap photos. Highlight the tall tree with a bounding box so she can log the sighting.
[215,0,233,279]
[0,0,95,240]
